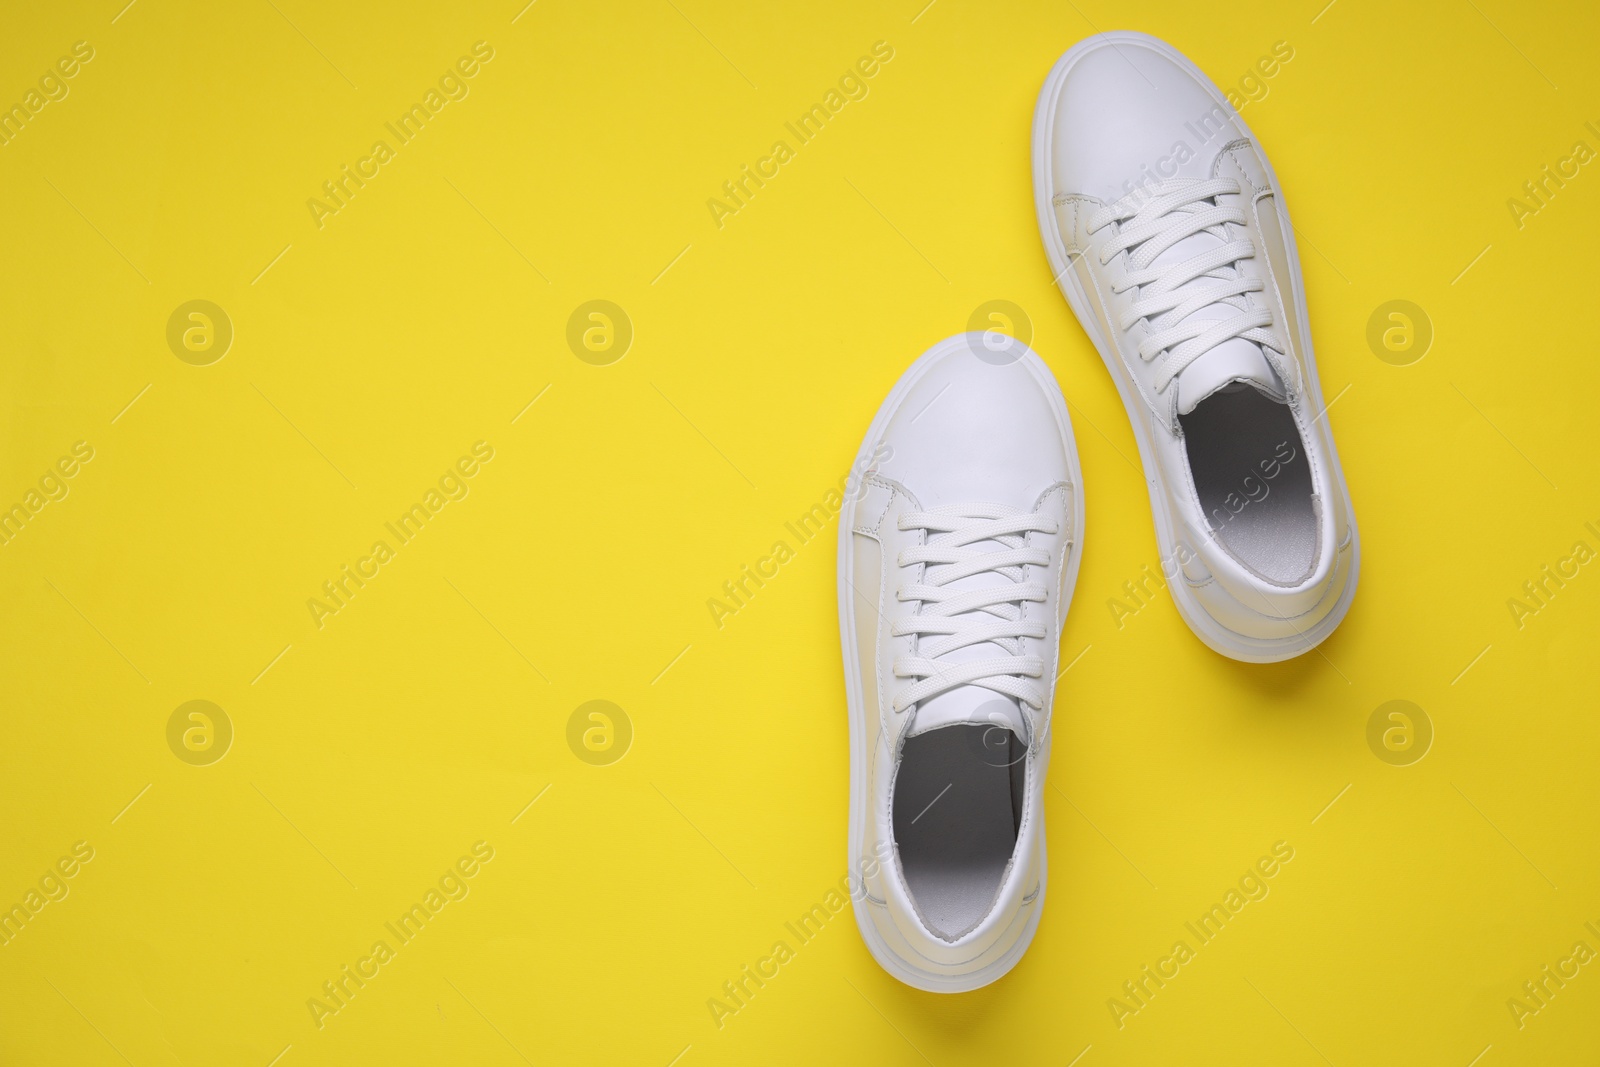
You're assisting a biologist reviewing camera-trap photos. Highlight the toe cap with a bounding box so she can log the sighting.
[1045,33,1243,202]
[874,336,1073,511]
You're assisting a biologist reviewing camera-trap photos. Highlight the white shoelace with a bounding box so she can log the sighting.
[890,504,1057,714]
[1086,177,1284,394]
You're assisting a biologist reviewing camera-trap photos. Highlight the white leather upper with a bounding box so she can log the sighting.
[840,337,1079,982]
[1039,33,1356,645]
[1047,40,1224,202]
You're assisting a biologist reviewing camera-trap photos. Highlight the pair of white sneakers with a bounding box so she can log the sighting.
[837,32,1359,992]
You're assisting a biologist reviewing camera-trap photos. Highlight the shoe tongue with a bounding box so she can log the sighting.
[1176,338,1286,415]
[1125,190,1286,416]
[907,687,1027,740]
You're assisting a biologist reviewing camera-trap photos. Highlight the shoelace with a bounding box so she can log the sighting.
[890,504,1057,714]
[1086,177,1284,395]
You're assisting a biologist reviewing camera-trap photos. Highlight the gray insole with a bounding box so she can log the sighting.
[893,725,1023,939]
[1180,386,1316,584]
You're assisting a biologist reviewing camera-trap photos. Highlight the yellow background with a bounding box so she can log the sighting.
[2,0,1596,1063]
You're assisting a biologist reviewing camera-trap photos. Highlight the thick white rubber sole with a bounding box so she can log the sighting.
[1031,31,1360,664]
[837,334,1085,992]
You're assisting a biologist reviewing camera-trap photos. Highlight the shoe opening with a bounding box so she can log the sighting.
[892,724,1026,941]
[1180,384,1317,585]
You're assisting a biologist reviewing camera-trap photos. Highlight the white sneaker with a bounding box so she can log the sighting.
[837,334,1083,992]
[1032,31,1359,662]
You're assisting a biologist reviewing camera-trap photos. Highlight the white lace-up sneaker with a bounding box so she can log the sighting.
[838,334,1083,992]
[1032,31,1359,662]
